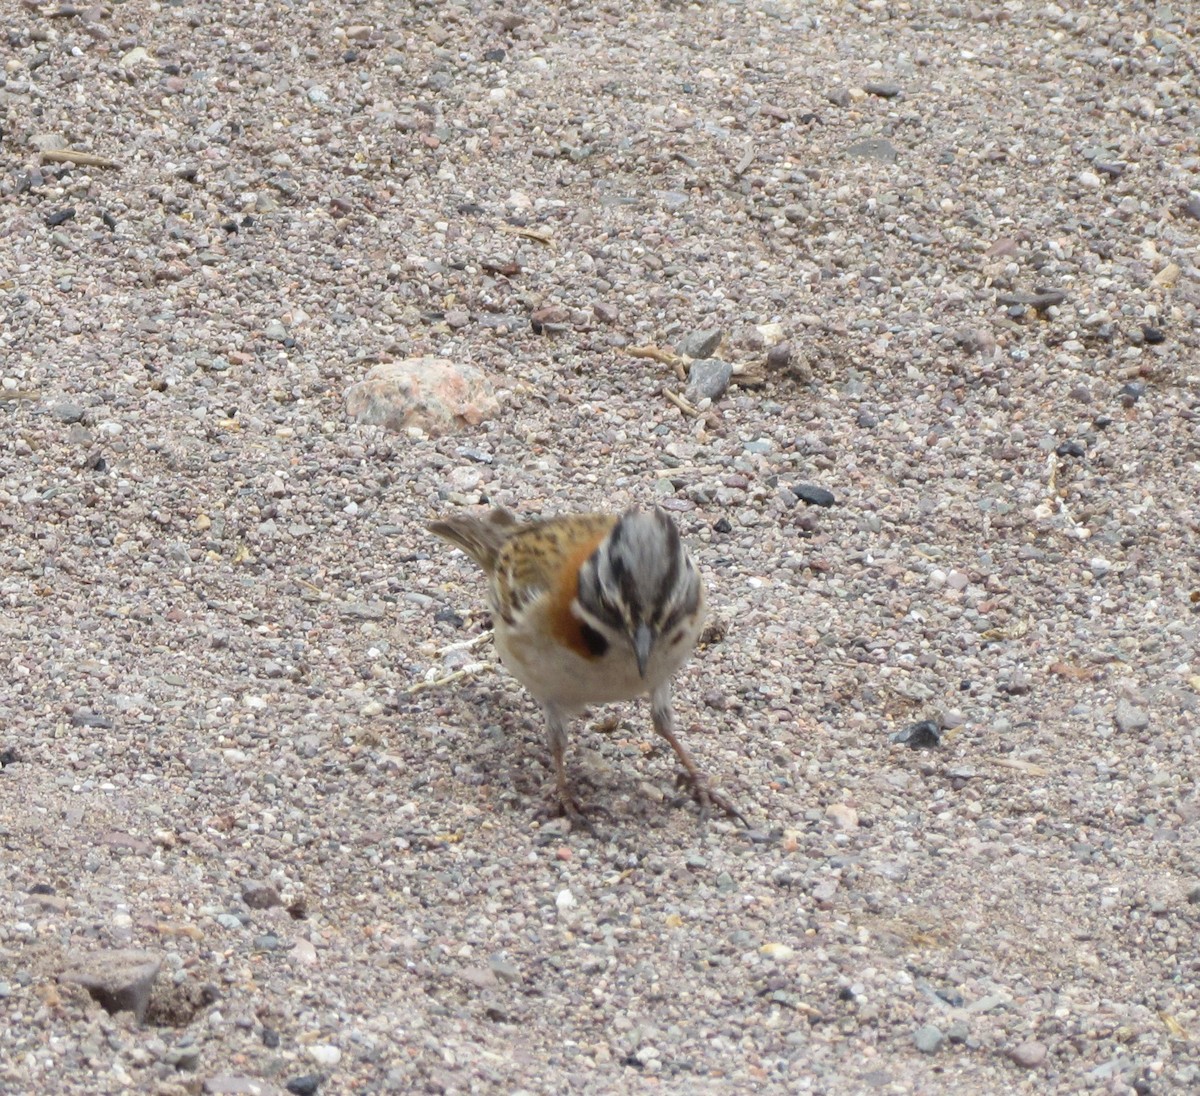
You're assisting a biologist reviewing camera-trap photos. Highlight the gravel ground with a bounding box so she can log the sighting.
[2,1,1199,1093]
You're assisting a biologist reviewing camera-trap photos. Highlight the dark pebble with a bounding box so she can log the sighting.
[997,288,1066,312]
[677,327,724,360]
[483,48,506,62]
[1141,325,1165,344]
[1183,196,1200,221]
[262,1027,281,1048]
[712,517,732,534]
[70,710,113,729]
[864,82,902,98]
[857,410,878,428]
[29,883,55,895]
[765,342,792,370]
[1119,381,1145,406]
[286,1076,322,1096]
[846,137,897,163]
[685,358,733,402]
[45,207,76,227]
[1055,441,1086,458]
[434,608,464,628]
[241,881,282,910]
[1093,415,1113,428]
[0,748,17,767]
[891,721,942,749]
[792,484,836,507]
[826,88,851,107]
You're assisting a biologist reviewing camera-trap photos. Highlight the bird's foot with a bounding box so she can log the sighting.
[676,771,748,827]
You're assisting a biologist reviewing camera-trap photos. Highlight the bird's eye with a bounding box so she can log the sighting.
[579,623,609,657]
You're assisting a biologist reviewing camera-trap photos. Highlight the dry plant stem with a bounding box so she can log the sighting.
[404,662,496,695]
[663,387,700,418]
[40,149,122,168]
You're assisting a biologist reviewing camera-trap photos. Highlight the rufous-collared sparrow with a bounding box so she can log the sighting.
[429,506,744,825]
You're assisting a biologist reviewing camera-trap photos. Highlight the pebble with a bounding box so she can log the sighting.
[1009,1040,1048,1069]
[913,1024,945,1054]
[685,358,732,402]
[891,721,942,749]
[825,803,859,830]
[677,328,723,359]
[285,1077,322,1096]
[1113,699,1149,733]
[204,1078,287,1095]
[791,484,836,507]
[242,880,282,910]
[307,1045,341,1067]
[52,402,86,423]
[847,138,898,163]
[765,342,792,369]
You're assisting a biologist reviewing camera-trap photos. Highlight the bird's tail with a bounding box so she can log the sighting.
[427,507,516,572]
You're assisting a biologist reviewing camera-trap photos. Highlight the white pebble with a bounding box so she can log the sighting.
[308,1044,341,1067]
[555,889,576,911]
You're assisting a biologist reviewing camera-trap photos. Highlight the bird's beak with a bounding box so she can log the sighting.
[633,623,654,678]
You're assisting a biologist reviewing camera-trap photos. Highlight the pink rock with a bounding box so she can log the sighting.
[344,357,499,437]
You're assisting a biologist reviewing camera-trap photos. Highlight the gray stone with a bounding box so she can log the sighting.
[203,1078,287,1096]
[241,880,282,910]
[60,949,162,1022]
[165,1043,202,1070]
[913,1024,945,1053]
[52,402,86,424]
[1009,1040,1048,1069]
[946,1020,970,1044]
[685,358,732,403]
[489,958,523,984]
[1114,699,1149,733]
[766,342,792,369]
[847,138,898,163]
[677,328,723,360]
[864,81,902,98]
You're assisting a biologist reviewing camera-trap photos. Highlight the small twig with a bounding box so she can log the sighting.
[404,661,496,695]
[40,149,122,169]
[663,387,700,418]
[990,758,1048,777]
[629,345,687,381]
[436,630,493,657]
[498,224,554,245]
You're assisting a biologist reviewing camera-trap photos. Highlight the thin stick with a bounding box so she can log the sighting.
[663,387,700,418]
[40,149,122,169]
[404,661,495,695]
[498,224,554,245]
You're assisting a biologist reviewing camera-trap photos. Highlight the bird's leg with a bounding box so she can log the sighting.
[541,706,597,831]
[650,686,747,826]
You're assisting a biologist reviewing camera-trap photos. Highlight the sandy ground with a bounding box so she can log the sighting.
[2,0,1199,1093]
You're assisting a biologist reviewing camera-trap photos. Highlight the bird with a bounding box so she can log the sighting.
[428,506,744,825]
